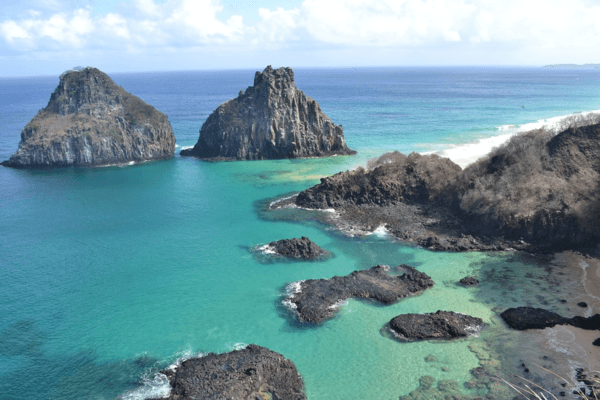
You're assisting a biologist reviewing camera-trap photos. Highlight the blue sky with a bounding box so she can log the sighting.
[1,0,600,76]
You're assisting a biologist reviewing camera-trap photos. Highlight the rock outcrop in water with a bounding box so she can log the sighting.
[500,307,600,330]
[459,276,480,286]
[284,264,434,323]
[288,120,600,252]
[2,67,175,169]
[180,65,355,160]
[154,344,306,400]
[388,310,483,341]
[268,236,327,260]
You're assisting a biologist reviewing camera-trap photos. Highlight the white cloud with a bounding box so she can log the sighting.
[1,0,600,65]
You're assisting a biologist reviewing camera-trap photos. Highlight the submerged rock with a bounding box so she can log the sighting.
[284,264,434,323]
[2,67,175,169]
[388,310,483,341]
[181,65,355,160]
[500,306,600,330]
[153,344,306,400]
[268,236,327,259]
[459,276,480,286]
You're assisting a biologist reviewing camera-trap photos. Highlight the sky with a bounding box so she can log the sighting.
[1,0,600,76]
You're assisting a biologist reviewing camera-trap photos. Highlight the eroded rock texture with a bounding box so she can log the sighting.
[2,67,175,168]
[181,66,355,160]
[285,264,434,323]
[154,344,306,400]
[389,310,483,341]
[268,236,327,260]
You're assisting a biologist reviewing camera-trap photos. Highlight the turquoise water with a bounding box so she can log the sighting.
[1,68,599,399]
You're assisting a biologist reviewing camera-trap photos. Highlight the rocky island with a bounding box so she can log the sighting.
[266,236,328,260]
[153,344,306,400]
[286,119,600,252]
[500,306,600,331]
[2,67,175,169]
[284,264,434,323]
[388,310,483,341]
[180,66,355,160]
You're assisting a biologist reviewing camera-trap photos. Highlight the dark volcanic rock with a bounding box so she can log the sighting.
[180,65,355,160]
[389,310,483,341]
[153,344,305,400]
[500,307,600,331]
[2,67,175,169]
[459,276,480,286]
[593,338,600,346]
[578,301,588,308]
[268,236,327,259]
[284,264,434,323]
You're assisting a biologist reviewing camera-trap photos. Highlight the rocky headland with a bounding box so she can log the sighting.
[2,67,175,169]
[152,344,306,400]
[267,236,328,260]
[388,310,484,341]
[287,120,600,252]
[500,306,600,331]
[284,264,434,323]
[180,66,355,160]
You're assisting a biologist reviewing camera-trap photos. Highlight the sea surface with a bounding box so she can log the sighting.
[1,67,599,400]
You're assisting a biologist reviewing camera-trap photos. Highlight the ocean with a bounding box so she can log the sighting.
[1,67,599,400]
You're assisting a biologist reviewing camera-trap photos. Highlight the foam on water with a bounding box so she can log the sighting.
[257,244,276,255]
[282,280,304,311]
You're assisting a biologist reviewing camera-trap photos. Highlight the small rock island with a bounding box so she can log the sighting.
[153,344,306,400]
[181,65,356,160]
[388,310,483,341]
[268,236,328,260]
[2,67,175,168]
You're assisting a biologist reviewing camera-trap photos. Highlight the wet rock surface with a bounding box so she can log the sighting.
[268,236,327,260]
[285,264,434,323]
[500,306,600,331]
[388,310,484,341]
[2,67,175,169]
[181,66,355,160]
[459,276,480,286]
[153,344,306,400]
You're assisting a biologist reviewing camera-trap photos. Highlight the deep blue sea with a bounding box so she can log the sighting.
[1,67,599,400]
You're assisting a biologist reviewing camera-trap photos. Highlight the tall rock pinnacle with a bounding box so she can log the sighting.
[181,66,356,160]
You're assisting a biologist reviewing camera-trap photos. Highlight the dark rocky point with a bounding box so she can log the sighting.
[500,306,600,331]
[459,276,480,286]
[152,344,306,400]
[593,338,600,346]
[388,310,483,341]
[268,236,327,260]
[284,264,434,323]
[181,65,355,160]
[2,67,175,169]
[289,119,600,252]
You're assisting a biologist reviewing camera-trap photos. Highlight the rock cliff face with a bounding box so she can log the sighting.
[2,67,175,168]
[181,66,355,160]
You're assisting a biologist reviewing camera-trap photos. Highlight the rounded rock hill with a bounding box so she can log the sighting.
[181,65,356,160]
[2,67,175,169]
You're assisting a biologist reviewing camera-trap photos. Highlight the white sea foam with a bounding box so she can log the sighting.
[119,372,171,400]
[269,194,298,209]
[119,349,206,400]
[180,145,194,150]
[367,225,389,237]
[282,280,304,311]
[226,342,248,351]
[327,300,349,310]
[257,244,277,255]
[423,109,600,168]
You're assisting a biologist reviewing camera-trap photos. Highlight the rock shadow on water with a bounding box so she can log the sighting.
[0,319,163,400]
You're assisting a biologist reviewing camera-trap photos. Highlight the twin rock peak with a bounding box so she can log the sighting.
[2,66,354,169]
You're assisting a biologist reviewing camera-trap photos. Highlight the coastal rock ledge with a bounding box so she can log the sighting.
[180,66,356,160]
[152,344,306,400]
[388,310,484,341]
[2,67,175,169]
[285,264,434,323]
